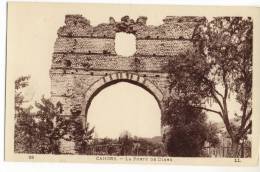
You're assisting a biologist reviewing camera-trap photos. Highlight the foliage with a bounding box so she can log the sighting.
[14,76,35,153]
[86,134,165,156]
[14,76,31,115]
[166,17,252,157]
[117,131,164,156]
[14,76,94,154]
[205,122,220,147]
[69,117,95,154]
[118,130,134,155]
[132,138,165,156]
[163,98,217,157]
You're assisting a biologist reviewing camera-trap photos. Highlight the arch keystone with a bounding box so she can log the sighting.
[121,72,127,79]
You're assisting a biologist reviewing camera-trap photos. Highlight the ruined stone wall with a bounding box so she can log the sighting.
[49,14,203,154]
[50,14,203,124]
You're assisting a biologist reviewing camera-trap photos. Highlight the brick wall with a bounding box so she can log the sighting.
[50,15,202,153]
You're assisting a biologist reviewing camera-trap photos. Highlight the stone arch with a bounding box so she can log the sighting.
[83,72,164,121]
[51,15,203,154]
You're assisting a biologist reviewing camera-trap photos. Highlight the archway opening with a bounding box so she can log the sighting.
[87,82,161,140]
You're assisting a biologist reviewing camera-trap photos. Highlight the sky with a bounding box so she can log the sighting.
[8,3,241,138]
[87,82,161,138]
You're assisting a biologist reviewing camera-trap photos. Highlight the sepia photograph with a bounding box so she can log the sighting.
[4,2,260,166]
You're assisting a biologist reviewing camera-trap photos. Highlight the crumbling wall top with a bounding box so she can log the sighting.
[162,16,206,23]
[57,15,205,39]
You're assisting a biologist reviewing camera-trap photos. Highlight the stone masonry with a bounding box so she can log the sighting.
[49,15,204,153]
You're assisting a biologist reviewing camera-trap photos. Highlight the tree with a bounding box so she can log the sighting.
[15,76,31,115]
[205,122,220,148]
[33,97,94,154]
[65,109,95,154]
[163,98,211,157]
[14,76,94,154]
[166,17,252,157]
[33,97,64,153]
[14,76,36,153]
[118,130,133,155]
